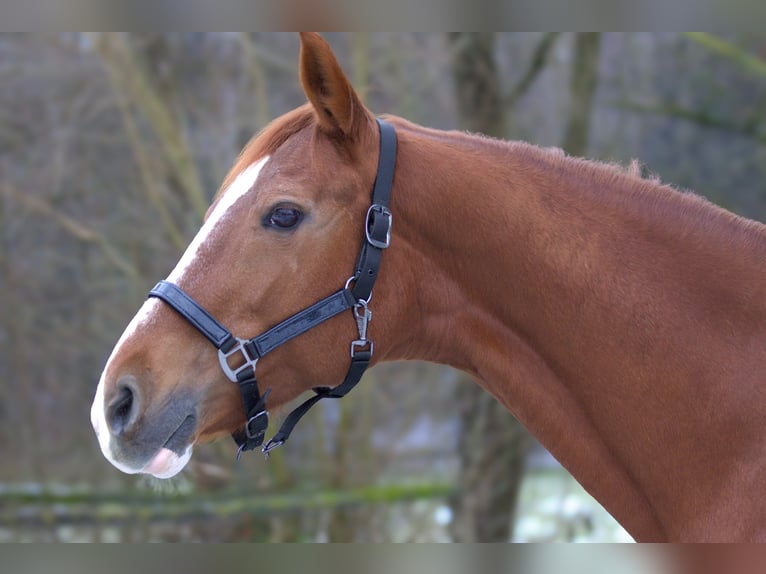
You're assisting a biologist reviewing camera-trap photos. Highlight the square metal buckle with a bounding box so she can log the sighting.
[350,339,374,358]
[245,410,269,440]
[217,338,258,383]
[365,204,392,249]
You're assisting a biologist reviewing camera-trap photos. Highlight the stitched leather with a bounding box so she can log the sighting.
[352,120,397,302]
[252,289,356,356]
[149,281,234,351]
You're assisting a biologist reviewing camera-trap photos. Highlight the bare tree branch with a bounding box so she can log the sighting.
[236,33,273,130]
[110,81,188,251]
[616,99,766,145]
[90,33,209,221]
[506,33,561,109]
[685,33,766,78]
[0,182,140,279]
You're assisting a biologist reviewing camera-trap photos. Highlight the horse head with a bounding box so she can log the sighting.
[91,33,398,478]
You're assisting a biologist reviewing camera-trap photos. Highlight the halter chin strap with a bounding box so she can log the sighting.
[148,119,397,458]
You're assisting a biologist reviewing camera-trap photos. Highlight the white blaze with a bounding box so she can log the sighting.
[91,156,270,477]
[167,157,270,283]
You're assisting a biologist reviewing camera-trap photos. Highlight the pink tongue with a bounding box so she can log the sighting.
[143,448,175,476]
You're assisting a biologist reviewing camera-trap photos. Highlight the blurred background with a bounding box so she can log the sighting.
[1,32,765,542]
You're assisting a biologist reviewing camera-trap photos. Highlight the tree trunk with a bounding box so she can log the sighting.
[449,378,532,541]
[448,33,505,137]
[562,33,602,157]
[446,32,532,542]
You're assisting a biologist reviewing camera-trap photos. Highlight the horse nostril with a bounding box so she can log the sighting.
[106,379,141,436]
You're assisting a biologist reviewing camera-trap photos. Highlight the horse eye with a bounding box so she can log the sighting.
[267,207,302,230]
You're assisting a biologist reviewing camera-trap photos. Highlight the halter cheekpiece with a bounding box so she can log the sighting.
[148,119,397,459]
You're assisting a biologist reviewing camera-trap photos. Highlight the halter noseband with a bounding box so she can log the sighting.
[148,119,397,459]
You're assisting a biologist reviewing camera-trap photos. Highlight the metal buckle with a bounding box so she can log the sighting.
[245,410,269,440]
[350,339,374,358]
[365,204,392,249]
[217,337,258,383]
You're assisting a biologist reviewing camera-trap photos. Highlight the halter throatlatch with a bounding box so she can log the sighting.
[148,119,397,459]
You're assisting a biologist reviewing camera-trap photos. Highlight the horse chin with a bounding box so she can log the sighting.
[140,414,197,479]
[142,445,193,479]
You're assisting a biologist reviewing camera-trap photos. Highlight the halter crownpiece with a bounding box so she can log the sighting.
[148,119,397,458]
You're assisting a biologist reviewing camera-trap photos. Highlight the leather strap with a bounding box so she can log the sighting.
[251,289,356,357]
[148,283,358,454]
[263,349,372,454]
[351,119,397,302]
[262,120,397,453]
[231,372,271,455]
[147,119,397,458]
[149,281,235,351]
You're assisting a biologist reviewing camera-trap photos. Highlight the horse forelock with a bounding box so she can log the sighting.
[215,105,317,207]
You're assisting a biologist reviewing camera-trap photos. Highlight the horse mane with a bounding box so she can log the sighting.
[225,106,657,198]
[386,115,766,245]
[385,115,655,186]
[514,138,766,245]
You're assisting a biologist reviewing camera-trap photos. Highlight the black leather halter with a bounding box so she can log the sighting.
[148,119,397,458]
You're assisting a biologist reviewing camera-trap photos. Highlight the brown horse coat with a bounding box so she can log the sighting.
[92,33,766,541]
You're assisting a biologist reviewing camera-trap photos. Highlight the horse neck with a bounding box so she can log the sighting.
[380,121,766,541]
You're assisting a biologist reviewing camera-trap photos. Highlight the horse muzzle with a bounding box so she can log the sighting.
[91,373,197,478]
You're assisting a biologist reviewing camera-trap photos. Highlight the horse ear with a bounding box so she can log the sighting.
[299,32,370,139]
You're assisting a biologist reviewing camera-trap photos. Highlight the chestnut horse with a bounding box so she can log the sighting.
[91,33,766,542]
